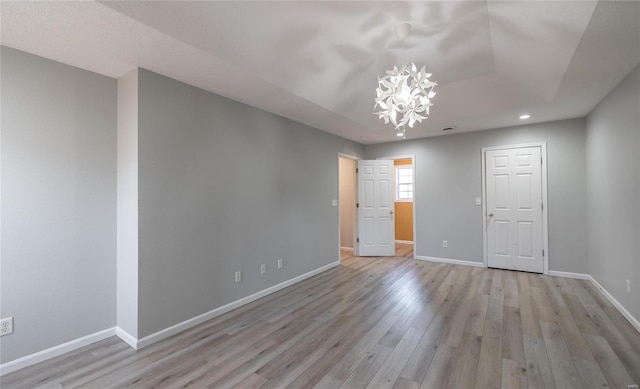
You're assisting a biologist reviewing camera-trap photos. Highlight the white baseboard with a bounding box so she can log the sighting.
[340,246,353,251]
[136,260,341,349]
[415,255,484,268]
[0,327,116,376]
[413,259,639,334]
[115,327,138,349]
[395,240,414,244]
[548,270,590,279]
[5,260,635,377]
[0,261,341,375]
[587,275,640,334]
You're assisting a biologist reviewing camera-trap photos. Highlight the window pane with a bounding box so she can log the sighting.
[395,165,413,201]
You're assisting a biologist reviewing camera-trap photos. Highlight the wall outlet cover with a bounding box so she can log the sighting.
[0,317,14,336]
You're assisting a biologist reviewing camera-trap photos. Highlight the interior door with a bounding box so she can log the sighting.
[358,160,395,256]
[485,146,544,273]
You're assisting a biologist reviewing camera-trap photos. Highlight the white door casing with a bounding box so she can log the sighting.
[358,160,395,256]
[484,145,547,273]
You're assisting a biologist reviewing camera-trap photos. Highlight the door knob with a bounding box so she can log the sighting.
[390,210,394,215]
[488,212,494,217]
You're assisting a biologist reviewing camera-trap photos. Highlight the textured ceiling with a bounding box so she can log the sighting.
[2,1,639,144]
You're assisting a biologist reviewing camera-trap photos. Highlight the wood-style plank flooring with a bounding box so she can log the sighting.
[393,243,413,259]
[3,247,639,388]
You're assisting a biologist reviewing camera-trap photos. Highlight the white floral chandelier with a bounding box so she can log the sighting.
[374,23,436,135]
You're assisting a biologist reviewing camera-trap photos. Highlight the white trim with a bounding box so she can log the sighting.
[0,261,342,375]
[416,255,484,268]
[481,142,549,275]
[136,260,341,349]
[482,142,549,152]
[588,275,640,334]
[338,153,359,161]
[0,327,116,376]
[548,270,590,279]
[546,271,639,334]
[115,327,138,349]
[375,154,415,160]
[395,240,414,244]
[340,246,354,251]
[4,263,637,376]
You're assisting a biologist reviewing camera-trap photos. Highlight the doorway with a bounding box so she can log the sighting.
[338,155,357,261]
[379,155,416,259]
[482,143,549,274]
[338,154,416,260]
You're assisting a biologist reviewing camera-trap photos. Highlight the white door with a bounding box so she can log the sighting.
[358,160,395,256]
[485,146,544,273]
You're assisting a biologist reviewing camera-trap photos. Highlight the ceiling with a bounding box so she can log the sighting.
[1,1,639,144]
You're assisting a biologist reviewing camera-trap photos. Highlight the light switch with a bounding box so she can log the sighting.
[332,199,338,206]
[475,198,481,206]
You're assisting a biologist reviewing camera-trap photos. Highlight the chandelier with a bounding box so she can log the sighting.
[374,23,436,136]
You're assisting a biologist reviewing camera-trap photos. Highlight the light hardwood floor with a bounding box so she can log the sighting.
[394,243,414,259]
[2,252,639,388]
[341,243,414,260]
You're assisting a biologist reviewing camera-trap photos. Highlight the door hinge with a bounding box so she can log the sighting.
[357,238,360,243]
[356,168,359,173]
[542,203,544,211]
[542,249,545,257]
[356,202,359,208]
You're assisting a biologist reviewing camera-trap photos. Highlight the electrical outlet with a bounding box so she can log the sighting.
[1,317,14,336]
[235,271,241,283]
[443,240,448,248]
[627,279,631,293]
[277,258,283,269]
[475,198,481,206]
[261,264,266,274]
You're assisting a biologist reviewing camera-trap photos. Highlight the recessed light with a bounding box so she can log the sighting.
[519,114,531,120]
[396,131,404,137]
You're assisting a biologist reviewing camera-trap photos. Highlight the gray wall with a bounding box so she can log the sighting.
[0,47,117,363]
[586,65,640,321]
[136,69,363,337]
[116,69,139,338]
[364,118,588,274]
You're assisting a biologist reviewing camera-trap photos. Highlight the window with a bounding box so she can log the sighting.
[396,165,413,201]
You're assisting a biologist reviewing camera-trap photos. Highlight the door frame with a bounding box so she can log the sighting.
[481,142,549,274]
[376,154,417,259]
[338,153,359,259]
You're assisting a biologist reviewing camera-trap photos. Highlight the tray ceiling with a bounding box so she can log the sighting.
[2,1,639,143]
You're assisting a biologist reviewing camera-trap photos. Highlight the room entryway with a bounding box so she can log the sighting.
[338,154,415,261]
[338,155,358,259]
